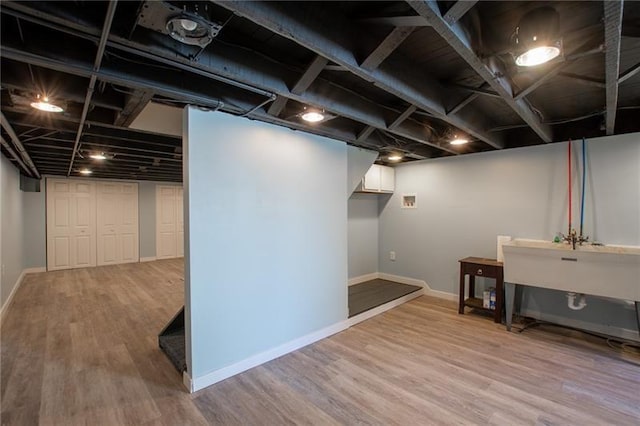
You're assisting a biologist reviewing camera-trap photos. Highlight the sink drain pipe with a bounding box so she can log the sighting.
[567,292,587,310]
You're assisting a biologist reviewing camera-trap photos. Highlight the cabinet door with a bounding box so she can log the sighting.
[363,164,381,191]
[380,166,395,192]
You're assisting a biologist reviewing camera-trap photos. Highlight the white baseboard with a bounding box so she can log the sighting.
[0,267,44,323]
[347,288,424,327]
[348,272,379,286]
[520,309,640,343]
[140,256,157,262]
[184,321,349,393]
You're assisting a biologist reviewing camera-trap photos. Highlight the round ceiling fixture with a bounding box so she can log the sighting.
[450,137,469,145]
[166,14,218,47]
[301,109,325,123]
[78,168,93,175]
[514,7,562,67]
[30,95,63,113]
[89,152,108,160]
[388,154,403,161]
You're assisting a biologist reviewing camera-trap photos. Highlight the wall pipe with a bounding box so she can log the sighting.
[66,0,118,176]
[568,139,572,235]
[580,137,587,238]
[0,111,41,178]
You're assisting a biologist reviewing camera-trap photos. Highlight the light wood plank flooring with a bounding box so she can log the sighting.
[2,260,639,425]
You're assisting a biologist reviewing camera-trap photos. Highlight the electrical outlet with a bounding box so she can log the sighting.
[389,251,396,261]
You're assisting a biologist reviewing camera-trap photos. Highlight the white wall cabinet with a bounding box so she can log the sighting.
[46,179,97,271]
[358,164,394,193]
[156,185,183,259]
[97,182,139,266]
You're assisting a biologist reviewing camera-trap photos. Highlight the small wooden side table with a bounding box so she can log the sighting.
[458,257,504,323]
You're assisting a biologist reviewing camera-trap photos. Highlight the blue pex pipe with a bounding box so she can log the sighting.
[580,137,586,236]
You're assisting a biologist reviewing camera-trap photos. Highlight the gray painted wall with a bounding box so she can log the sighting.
[1,156,25,308]
[138,181,158,259]
[348,194,380,278]
[378,133,639,338]
[184,108,348,379]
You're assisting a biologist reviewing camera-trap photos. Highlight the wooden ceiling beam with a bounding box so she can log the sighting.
[361,27,415,71]
[443,1,479,25]
[618,61,640,85]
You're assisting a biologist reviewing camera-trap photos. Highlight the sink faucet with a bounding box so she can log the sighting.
[561,229,589,250]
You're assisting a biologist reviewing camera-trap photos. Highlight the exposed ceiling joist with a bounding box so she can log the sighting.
[618,61,640,85]
[67,0,118,176]
[409,0,553,143]
[361,27,416,71]
[0,111,40,177]
[443,1,479,25]
[558,73,606,89]
[213,1,502,150]
[447,93,477,115]
[388,105,417,130]
[356,125,375,141]
[115,89,154,126]
[267,95,288,117]
[357,16,430,27]
[291,55,329,95]
[1,135,31,175]
[603,0,624,135]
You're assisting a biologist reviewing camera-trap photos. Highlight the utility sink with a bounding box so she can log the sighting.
[502,239,640,301]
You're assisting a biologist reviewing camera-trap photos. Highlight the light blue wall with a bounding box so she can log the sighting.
[347,146,378,194]
[348,194,380,278]
[184,108,348,379]
[23,190,46,269]
[378,133,639,338]
[1,156,25,308]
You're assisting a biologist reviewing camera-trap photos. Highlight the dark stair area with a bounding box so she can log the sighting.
[158,307,186,373]
[349,279,421,317]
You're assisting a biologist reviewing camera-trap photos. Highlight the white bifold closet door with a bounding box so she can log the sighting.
[46,179,97,271]
[156,185,184,259]
[96,182,139,266]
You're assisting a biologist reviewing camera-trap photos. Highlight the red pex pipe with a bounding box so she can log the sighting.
[568,139,572,234]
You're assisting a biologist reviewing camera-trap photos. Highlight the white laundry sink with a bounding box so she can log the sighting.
[502,239,640,301]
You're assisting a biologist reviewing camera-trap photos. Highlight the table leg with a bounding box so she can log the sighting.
[458,269,465,314]
[469,275,475,299]
[505,282,516,331]
[494,271,503,324]
[635,301,640,337]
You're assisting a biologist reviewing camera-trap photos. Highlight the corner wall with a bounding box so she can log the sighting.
[1,156,26,310]
[379,133,639,339]
[184,108,348,389]
[348,194,380,278]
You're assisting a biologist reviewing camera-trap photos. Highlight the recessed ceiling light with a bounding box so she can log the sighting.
[166,13,220,48]
[450,138,469,145]
[388,154,403,161]
[89,152,108,160]
[301,110,325,123]
[79,168,93,175]
[30,95,63,113]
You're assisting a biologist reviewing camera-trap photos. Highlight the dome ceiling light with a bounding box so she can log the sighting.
[30,94,63,113]
[301,108,325,123]
[165,3,222,48]
[514,7,562,67]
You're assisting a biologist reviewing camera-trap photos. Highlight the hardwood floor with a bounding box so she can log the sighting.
[349,279,421,317]
[2,260,639,425]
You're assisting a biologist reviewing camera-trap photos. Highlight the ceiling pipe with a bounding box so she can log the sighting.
[67,0,118,176]
[0,111,41,178]
[0,135,32,175]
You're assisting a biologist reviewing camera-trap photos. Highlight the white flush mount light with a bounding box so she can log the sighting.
[89,152,108,160]
[30,95,63,113]
[79,168,93,175]
[166,3,221,49]
[388,154,403,161]
[515,46,560,67]
[450,138,469,145]
[514,7,562,67]
[301,109,325,123]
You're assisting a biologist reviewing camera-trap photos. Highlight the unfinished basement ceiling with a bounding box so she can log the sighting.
[1,1,639,182]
